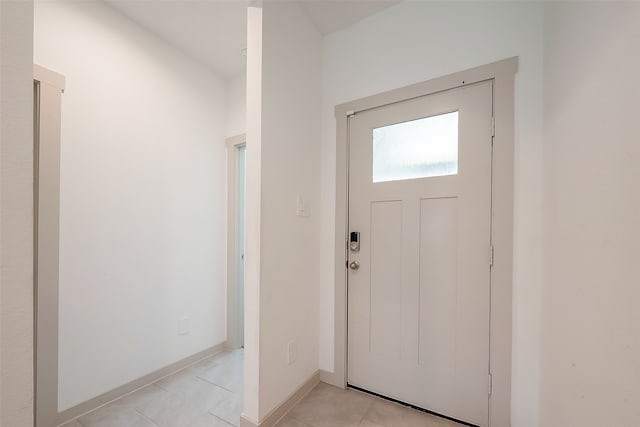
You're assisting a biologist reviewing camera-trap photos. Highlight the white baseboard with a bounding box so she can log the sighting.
[319,369,345,388]
[57,342,229,426]
[240,370,320,427]
[240,415,260,427]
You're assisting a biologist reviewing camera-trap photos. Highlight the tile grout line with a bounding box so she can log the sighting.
[208,399,241,427]
[135,408,162,426]
[357,400,375,426]
[196,374,237,394]
[284,412,315,427]
[208,412,238,427]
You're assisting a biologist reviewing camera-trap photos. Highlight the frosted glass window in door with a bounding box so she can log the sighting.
[372,111,459,183]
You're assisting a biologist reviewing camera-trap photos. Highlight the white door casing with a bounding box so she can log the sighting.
[34,64,65,427]
[237,145,246,347]
[331,58,517,426]
[347,81,493,426]
[226,134,246,350]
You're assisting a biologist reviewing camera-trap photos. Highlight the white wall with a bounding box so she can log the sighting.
[541,3,640,426]
[226,72,246,138]
[248,1,323,420]
[33,1,228,410]
[0,1,35,425]
[319,2,544,426]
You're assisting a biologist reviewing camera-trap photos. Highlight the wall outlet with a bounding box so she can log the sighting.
[287,340,298,365]
[296,196,310,217]
[178,317,190,335]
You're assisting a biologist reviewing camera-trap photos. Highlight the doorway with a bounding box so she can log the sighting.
[347,81,492,426]
[227,134,247,349]
[332,58,518,426]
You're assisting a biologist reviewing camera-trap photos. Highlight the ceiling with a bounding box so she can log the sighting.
[297,0,401,35]
[104,0,400,79]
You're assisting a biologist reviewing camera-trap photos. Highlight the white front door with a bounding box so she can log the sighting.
[347,81,493,426]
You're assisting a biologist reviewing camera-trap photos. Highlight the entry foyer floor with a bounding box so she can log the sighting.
[61,349,464,427]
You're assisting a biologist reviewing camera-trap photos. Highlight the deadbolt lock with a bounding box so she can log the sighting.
[350,231,360,252]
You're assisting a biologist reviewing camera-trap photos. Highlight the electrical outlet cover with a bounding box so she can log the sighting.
[287,340,297,364]
[178,317,189,335]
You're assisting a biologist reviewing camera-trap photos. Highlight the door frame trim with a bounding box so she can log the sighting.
[329,57,517,427]
[226,133,246,350]
[33,64,65,427]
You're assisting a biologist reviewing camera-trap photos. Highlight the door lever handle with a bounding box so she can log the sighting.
[349,261,360,271]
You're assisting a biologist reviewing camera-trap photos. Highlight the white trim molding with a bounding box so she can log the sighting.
[226,133,247,350]
[33,64,65,427]
[240,370,320,427]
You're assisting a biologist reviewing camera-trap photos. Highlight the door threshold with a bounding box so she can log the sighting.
[346,384,479,427]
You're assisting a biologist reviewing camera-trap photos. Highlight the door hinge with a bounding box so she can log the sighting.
[489,245,494,268]
[488,373,493,396]
[491,116,496,137]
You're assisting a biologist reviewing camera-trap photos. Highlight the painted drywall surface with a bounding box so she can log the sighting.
[319,2,543,426]
[33,1,228,410]
[0,1,35,425]
[258,0,322,419]
[541,3,640,426]
[226,72,247,138]
[243,6,262,424]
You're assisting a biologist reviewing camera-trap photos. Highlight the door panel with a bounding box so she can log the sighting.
[347,82,493,426]
[370,200,403,359]
[419,197,457,370]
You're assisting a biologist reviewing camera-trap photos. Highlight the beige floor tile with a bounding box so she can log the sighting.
[177,352,231,379]
[358,419,386,427]
[209,391,242,426]
[212,349,243,365]
[184,413,236,427]
[286,383,373,427]
[274,415,314,427]
[117,385,170,410]
[71,352,244,427]
[136,382,232,427]
[156,349,240,385]
[138,397,234,427]
[136,392,203,427]
[77,385,167,426]
[60,349,468,427]
[198,357,243,393]
[155,365,206,388]
[77,404,158,427]
[155,375,233,413]
[59,421,83,427]
[361,398,461,427]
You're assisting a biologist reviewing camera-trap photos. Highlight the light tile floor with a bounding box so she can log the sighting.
[276,383,464,427]
[61,349,243,427]
[61,349,464,427]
